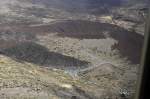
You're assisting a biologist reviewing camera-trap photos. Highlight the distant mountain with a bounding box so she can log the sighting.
[0,0,148,24]
[0,0,148,15]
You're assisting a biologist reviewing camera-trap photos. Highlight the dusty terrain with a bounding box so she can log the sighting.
[0,0,148,99]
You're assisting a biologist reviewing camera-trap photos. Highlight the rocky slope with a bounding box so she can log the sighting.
[0,0,147,99]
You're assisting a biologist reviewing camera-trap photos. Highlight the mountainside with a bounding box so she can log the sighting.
[0,0,148,99]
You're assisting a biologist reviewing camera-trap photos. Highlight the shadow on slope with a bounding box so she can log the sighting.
[44,20,143,64]
[0,20,144,64]
[0,42,89,69]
